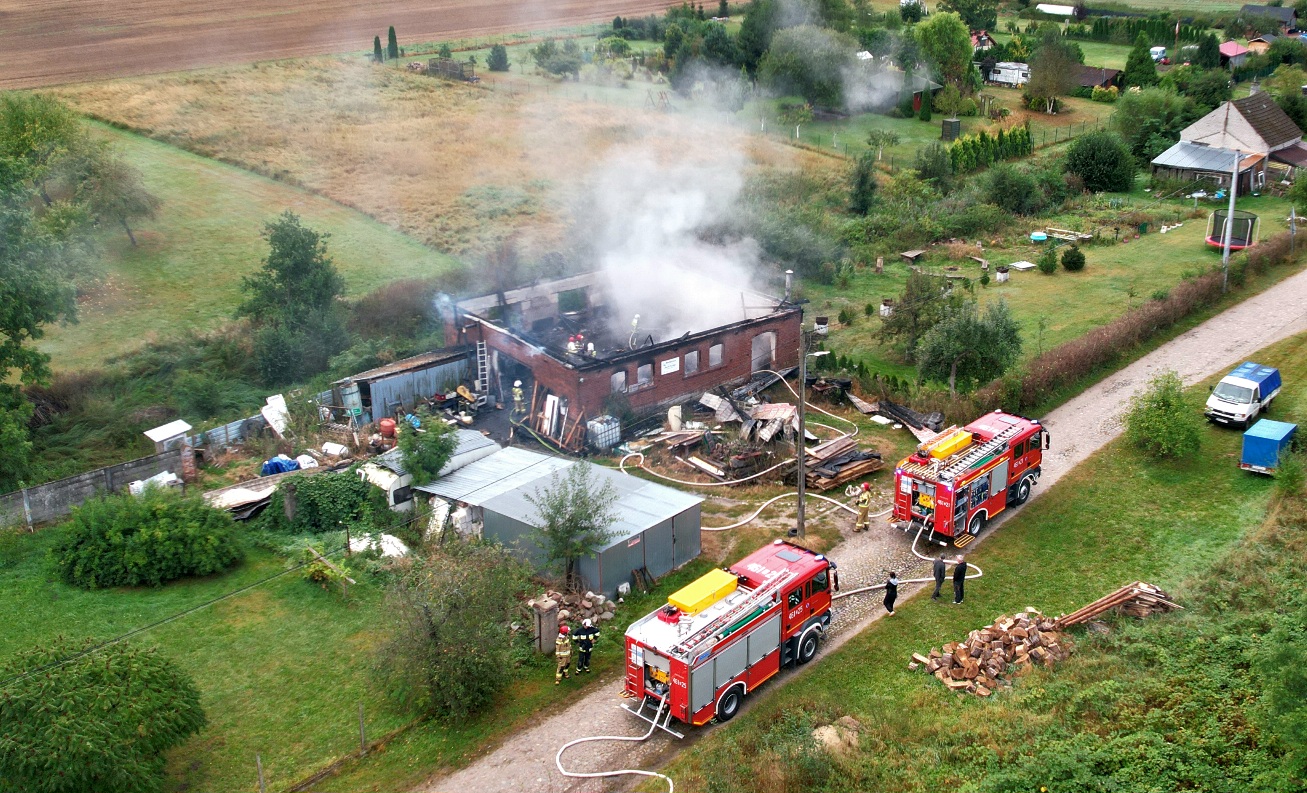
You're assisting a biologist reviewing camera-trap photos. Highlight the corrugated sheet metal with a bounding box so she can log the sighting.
[414,447,573,503]
[368,360,468,416]
[375,430,498,475]
[1152,141,1241,172]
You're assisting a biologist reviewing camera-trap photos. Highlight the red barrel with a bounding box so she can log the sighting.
[378,418,397,438]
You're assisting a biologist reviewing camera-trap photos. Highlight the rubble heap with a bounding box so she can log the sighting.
[909,608,1070,697]
[529,589,621,624]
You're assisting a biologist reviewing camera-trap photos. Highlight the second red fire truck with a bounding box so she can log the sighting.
[622,540,837,733]
[892,410,1048,546]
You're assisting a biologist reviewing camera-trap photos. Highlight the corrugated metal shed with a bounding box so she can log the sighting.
[375,430,498,475]
[414,446,573,503]
[347,348,473,382]
[1151,141,1243,172]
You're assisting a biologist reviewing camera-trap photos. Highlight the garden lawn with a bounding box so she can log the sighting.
[804,191,1301,379]
[37,124,461,372]
[661,328,1307,791]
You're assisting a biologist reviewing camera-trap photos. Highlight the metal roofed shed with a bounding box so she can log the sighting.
[359,429,500,511]
[334,347,472,424]
[416,447,703,596]
[144,419,193,453]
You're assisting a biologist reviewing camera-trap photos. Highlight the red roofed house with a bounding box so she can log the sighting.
[1220,40,1250,68]
[971,30,995,51]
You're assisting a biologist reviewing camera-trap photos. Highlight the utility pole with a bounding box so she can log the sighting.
[794,329,809,539]
[1221,147,1239,293]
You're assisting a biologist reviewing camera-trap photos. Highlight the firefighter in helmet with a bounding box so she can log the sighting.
[555,624,572,684]
[854,482,872,532]
[574,618,600,673]
[512,380,524,418]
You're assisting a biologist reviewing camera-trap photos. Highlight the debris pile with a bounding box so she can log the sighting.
[529,589,621,624]
[1053,581,1181,628]
[803,436,882,491]
[848,397,946,441]
[909,608,1070,696]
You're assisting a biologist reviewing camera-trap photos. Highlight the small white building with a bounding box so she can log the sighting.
[989,61,1030,87]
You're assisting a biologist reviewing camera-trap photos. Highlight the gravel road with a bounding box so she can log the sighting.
[418,266,1307,793]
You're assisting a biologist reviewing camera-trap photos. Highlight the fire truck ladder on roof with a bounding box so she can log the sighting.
[672,568,797,662]
[474,341,489,394]
[939,424,1023,479]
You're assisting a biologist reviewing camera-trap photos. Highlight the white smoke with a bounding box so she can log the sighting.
[586,145,765,341]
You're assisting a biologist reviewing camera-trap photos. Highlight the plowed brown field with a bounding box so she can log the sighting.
[0,0,673,89]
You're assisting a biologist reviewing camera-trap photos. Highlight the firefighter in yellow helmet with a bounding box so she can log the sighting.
[854,482,872,532]
[554,624,572,684]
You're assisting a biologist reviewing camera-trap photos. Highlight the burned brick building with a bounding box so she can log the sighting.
[446,271,802,446]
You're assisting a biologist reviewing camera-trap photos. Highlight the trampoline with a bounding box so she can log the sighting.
[1206,209,1259,250]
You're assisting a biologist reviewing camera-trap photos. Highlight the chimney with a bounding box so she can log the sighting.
[784,269,793,302]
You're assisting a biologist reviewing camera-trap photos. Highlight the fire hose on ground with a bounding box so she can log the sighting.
[831,523,983,601]
[555,697,675,793]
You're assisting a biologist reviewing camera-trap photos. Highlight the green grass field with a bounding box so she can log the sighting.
[663,328,1307,790]
[37,124,461,372]
[802,190,1300,380]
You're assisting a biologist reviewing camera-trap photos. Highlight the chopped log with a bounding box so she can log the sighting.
[912,653,931,665]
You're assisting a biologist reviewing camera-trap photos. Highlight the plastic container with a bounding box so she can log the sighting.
[1030,232,1048,242]
[669,569,739,615]
[927,429,973,459]
[378,418,397,438]
[587,416,622,450]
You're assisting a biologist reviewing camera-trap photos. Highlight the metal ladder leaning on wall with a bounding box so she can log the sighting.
[474,341,490,395]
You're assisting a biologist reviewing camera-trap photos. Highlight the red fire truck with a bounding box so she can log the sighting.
[892,410,1048,546]
[622,540,837,734]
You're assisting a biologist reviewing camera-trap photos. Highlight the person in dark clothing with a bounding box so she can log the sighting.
[932,554,947,599]
[952,555,967,604]
[884,572,899,615]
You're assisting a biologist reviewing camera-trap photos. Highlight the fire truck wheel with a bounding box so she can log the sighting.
[1013,477,1032,505]
[716,685,744,722]
[967,513,985,536]
[796,629,821,665]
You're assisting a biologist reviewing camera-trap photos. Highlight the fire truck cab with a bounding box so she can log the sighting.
[623,540,836,731]
[892,410,1047,543]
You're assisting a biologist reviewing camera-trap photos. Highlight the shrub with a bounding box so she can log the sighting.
[1277,454,1304,495]
[1124,370,1202,459]
[864,302,876,317]
[1061,244,1086,271]
[488,43,509,71]
[1065,131,1136,192]
[262,470,374,534]
[398,412,458,486]
[838,306,855,325]
[1037,246,1059,274]
[1090,85,1119,102]
[0,637,206,793]
[50,489,243,589]
[377,540,530,720]
[987,164,1039,215]
[918,89,932,121]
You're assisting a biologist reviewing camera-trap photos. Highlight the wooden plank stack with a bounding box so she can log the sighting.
[802,436,884,491]
[1052,581,1181,628]
[908,608,1070,697]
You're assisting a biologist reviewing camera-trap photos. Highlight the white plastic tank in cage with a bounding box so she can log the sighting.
[587,416,622,450]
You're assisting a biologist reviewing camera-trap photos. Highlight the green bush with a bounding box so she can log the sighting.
[262,469,374,534]
[1124,370,1202,459]
[1037,246,1059,274]
[0,637,206,793]
[488,43,509,71]
[1090,85,1119,102]
[1065,131,1136,192]
[398,413,458,486]
[1061,244,1087,271]
[50,489,243,588]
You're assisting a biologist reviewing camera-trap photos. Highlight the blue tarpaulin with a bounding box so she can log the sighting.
[1241,420,1297,473]
[261,455,301,476]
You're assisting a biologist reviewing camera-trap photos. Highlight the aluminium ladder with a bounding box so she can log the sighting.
[474,341,490,394]
[938,424,1023,480]
[671,568,797,662]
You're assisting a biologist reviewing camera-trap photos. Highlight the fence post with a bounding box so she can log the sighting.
[256,754,266,793]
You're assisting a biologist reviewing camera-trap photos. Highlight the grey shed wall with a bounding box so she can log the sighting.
[575,503,702,598]
[366,359,467,421]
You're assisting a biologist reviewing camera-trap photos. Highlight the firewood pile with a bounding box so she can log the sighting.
[1052,581,1181,628]
[909,582,1181,697]
[802,436,882,491]
[909,608,1069,697]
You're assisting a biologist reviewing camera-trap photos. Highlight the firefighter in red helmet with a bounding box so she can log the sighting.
[555,624,572,684]
[854,482,872,532]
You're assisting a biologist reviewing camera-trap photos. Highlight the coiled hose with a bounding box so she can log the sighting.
[555,698,674,792]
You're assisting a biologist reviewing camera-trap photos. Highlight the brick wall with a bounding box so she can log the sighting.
[469,308,802,418]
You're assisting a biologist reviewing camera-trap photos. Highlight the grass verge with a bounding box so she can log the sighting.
[659,328,1307,791]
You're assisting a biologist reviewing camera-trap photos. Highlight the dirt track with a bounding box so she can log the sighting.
[417,266,1307,793]
[0,0,675,90]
